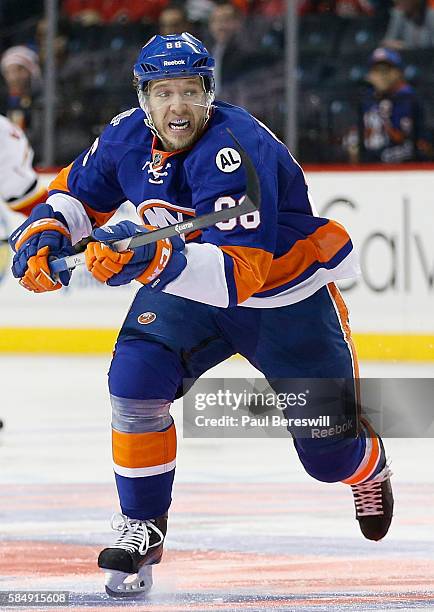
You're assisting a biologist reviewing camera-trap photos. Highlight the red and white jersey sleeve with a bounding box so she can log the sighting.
[0,115,47,216]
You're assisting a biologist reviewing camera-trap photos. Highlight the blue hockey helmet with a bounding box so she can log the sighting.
[134,32,216,137]
[133,32,215,93]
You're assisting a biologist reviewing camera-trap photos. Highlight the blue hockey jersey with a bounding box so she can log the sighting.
[47,102,358,308]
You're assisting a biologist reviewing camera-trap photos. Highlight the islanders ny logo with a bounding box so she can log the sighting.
[0,208,10,286]
[138,312,156,325]
[137,199,195,230]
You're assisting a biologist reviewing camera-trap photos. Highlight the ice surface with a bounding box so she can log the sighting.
[0,356,433,610]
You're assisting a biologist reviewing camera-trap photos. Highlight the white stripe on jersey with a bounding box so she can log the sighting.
[47,192,92,244]
[137,199,195,217]
[240,249,360,308]
[163,242,230,307]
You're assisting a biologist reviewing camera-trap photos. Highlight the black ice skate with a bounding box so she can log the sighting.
[98,512,167,597]
[351,464,394,541]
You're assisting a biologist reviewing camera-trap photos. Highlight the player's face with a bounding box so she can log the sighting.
[147,77,208,151]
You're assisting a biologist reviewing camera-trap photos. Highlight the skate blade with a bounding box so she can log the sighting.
[103,566,153,598]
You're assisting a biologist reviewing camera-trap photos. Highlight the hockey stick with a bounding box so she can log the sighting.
[49,129,260,275]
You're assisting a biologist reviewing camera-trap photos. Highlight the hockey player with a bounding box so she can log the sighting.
[8,33,393,597]
[0,115,47,430]
[0,114,47,217]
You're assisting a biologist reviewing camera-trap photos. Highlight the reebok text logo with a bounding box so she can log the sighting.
[163,59,186,66]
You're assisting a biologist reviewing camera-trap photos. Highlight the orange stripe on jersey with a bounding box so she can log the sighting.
[139,201,195,217]
[9,185,47,217]
[48,162,73,193]
[342,418,381,485]
[220,245,273,303]
[83,202,118,227]
[112,423,177,469]
[151,135,192,169]
[49,163,118,227]
[258,221,350,294]
[185,229,202,242]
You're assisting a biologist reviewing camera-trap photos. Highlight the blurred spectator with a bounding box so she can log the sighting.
[35,18,69,67]
[100,0,169,24]
[207,1,274,93]
[383,0,434,49]
[207,2,246,92]
[159,4,192,35]
[346,47,431,162]
[62,0,103,25]
[184,0,216,24]
[0,46,41,134]
[299,0,376,15]
[232,0,285,16]
[62,0,169,25]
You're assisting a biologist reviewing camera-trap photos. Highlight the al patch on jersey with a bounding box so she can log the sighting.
[215,147,242,173]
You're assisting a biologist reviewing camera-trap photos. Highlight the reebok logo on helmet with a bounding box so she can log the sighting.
[163,59,186,66]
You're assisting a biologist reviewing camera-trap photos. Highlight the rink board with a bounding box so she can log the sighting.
[0,167,433,359]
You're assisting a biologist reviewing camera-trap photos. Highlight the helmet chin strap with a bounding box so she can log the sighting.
[138,88,160,139]
[198,75,215,127]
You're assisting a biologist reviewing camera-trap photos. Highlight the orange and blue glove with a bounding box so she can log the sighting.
[9,203,74,292]
[85,221,187,290]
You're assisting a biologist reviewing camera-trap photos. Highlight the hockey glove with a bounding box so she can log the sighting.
[86,220,187,290]
[9,203,74,292]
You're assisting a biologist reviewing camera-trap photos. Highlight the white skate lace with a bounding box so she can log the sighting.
[351,464,393,517]
[110,513,164,555]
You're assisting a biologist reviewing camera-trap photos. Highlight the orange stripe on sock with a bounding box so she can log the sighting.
[112,423,177,469]
[342,419,380,485]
